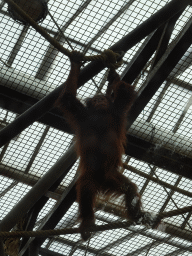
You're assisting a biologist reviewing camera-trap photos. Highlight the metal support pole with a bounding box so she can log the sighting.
[0,0,190,147]
[19,180,77,255]
[110,0,190,52]
[0,144,77,232]
[0,240,5,256]
[0,83,64,147]
[126,16,192,128]
[39,248,65,256]
[28,240,40,256]
[121,10,183,83]
[0,86,72,134]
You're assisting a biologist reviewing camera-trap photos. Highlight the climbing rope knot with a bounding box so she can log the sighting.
[101,49,123,69]
[69,50,85,62]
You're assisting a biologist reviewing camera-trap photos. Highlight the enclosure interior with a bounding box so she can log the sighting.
[0,0,192,255]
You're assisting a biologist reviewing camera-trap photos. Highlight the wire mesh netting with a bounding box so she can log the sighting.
[0,0,192,255]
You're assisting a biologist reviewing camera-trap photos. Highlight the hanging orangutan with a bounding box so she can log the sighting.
[55,51,156,241]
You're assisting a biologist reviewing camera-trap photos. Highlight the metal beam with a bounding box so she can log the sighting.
[0,240,5,256]
[0,107,192,181]
[1,115,192,181]
[0,144,77,232]
[0,163,64,199]
[121,9,184,83]
[125,134,192,179]
[40,237,119,256]
[1,160,192,202]
[150,10,183,69]
[0,85,72,134]
[110,0,190,53]
[7,26,29,66]
[19,159,75,255]
[19,179,77,255]
[126,15,192,128]
[125,240,161,256]
[39,248,67,256]
[121,25,165,82]
[28,240,40,256]
[164,247,192,256]
[96,232,138,255]
[1,68,191,121]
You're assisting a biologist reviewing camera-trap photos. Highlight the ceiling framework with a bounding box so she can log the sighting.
[0,0,192,255]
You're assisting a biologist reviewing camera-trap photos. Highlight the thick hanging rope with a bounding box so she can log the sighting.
[0,204,192,238]
[4,0,122,68]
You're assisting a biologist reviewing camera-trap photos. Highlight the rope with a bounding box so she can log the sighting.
[3,218,25,255]
[0,205,192,238]
[4,0,122,68]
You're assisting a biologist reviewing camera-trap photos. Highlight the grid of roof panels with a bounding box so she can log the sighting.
[0,0,192,255]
